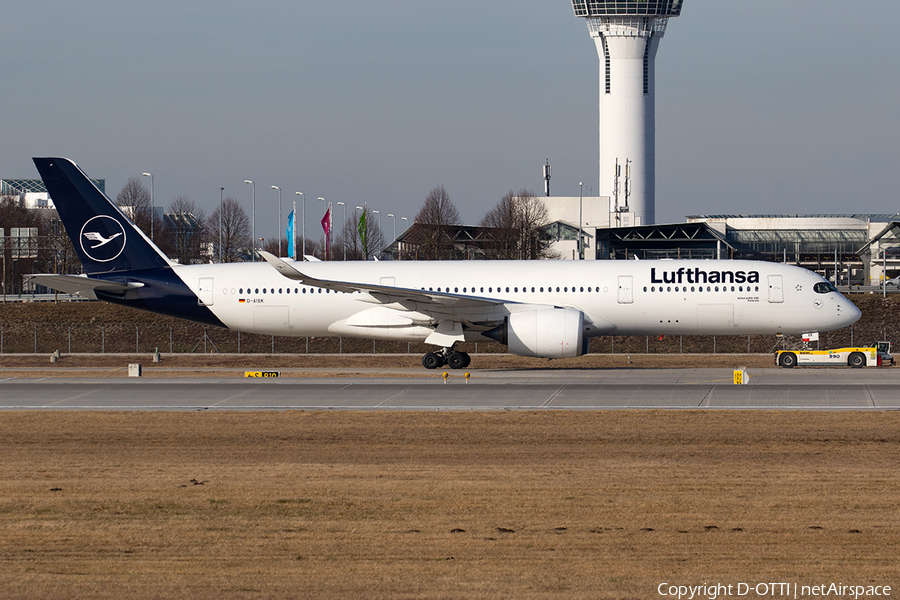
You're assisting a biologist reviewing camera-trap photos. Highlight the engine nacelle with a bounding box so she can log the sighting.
[485,308,586,359]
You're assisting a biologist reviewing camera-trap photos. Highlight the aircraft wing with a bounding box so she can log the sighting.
[256,251,624,343]
[26,274,143,296]
[258,250,504,311]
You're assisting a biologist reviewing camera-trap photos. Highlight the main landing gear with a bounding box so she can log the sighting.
[422,348,471,370]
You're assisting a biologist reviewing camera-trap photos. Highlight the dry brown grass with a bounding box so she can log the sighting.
[1,411,898,599]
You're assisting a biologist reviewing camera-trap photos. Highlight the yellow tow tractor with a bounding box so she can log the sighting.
[776,341,894,369]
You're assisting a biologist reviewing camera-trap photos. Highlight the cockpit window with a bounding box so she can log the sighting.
[814,282,838,294]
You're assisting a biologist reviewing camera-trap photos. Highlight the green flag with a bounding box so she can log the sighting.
[358,209,368,259]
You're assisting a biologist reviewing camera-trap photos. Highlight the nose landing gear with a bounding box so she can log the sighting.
[422,348,471,370]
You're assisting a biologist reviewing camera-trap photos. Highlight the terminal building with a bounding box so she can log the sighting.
[538,204,900,286]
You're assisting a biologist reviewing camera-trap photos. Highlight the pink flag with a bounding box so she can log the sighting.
[321,208,331,260]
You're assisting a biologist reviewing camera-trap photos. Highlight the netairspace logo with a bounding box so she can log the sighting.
[657,582,892,600]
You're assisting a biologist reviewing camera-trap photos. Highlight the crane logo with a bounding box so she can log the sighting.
[80,215,126,262]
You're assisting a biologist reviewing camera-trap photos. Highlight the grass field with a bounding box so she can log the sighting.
[1,411,898,599]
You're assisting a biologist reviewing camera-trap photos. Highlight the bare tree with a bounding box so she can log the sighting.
[208,197,250,263]
[515,189,551,260]
[414,185,461,260]
[480,191,519,260]
[116,177,161,240]
[480,188,551,260]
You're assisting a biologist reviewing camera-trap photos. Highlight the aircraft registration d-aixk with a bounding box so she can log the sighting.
[29,157,861,369]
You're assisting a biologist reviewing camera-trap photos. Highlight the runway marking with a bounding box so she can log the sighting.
[50,387,103,407]
[210,389,256,408]
[865,386,877,408]
[542,385,568,407]
[377,385,419,407]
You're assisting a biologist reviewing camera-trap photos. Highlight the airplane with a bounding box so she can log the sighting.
[27,157,861,369]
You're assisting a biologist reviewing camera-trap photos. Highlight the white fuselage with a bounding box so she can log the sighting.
[171,259,859,342]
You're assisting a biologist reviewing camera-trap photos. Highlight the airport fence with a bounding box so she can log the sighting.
[0,321,895,356]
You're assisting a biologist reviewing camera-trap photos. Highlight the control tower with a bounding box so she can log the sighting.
[571,0,683,226]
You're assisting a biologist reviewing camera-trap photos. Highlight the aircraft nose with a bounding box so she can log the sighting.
[840,297,862,327]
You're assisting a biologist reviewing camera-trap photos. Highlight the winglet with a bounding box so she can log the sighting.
[258,250,309,282]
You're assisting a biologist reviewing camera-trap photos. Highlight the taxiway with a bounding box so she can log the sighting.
[2,367,899,410]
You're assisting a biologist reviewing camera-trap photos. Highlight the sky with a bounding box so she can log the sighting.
[4,0,899,241]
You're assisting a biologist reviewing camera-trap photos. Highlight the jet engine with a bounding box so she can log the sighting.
[484,308,586,359]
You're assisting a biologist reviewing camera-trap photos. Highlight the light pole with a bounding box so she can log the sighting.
[219,187,224,263]
[579,181,584,260]
[400,217,409,261]
[318,197,327,260]
[337,202,346,260]
[271,185,282,257]
[244,180,255,258]
[142,172,154,241]
[387,213,396,260]
[295,191,305,259]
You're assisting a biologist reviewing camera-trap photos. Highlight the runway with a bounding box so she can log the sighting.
[2,367,900,410]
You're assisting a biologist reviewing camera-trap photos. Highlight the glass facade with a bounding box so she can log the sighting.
[727,229,868,263]
[572,0,683,17]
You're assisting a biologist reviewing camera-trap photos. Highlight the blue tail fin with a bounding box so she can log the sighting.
[33,157,171,275]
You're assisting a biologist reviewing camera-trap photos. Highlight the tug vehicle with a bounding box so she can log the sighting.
[776,341,894,368]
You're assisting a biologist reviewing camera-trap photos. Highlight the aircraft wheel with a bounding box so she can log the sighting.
[779,352,797,368]
[459,352,471,369]
[848,352,866,368]
[447,352,467,370]
[422,352,442,370]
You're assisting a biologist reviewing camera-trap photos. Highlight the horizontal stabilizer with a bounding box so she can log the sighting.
[26,274,143,296]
